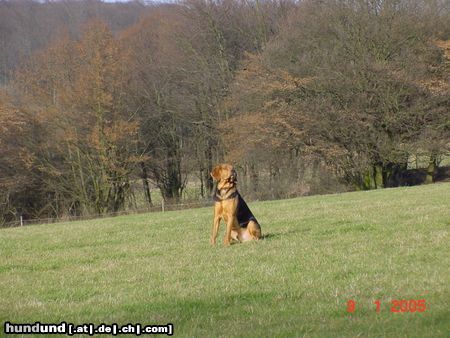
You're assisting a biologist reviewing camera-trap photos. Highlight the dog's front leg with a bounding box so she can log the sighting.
[211,215,221,246]
[224,217,232,246]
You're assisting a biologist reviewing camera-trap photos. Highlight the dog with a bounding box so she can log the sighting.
[210,164,262,246]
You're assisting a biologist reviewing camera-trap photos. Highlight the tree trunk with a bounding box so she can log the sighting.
[374,164,384,189]
[160,146,183,203]
[363,167,376,190]
[425,154,437,184]
[249,163,259,196]
[205,144,214,195]
[199,167,205,198]
[141,162,153,207]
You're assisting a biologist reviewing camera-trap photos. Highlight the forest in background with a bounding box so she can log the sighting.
[0,0,449,225]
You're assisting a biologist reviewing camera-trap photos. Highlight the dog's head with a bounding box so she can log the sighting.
[211,164,237,191]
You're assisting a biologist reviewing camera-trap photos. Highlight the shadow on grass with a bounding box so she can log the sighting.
[261,227,312,240]
[261,232,279,240]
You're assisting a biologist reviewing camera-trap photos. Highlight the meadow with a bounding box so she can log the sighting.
[1,183,449,337]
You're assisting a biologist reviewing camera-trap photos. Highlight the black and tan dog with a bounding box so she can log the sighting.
[210,164,262,246]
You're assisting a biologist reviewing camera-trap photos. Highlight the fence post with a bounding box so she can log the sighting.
[20,215,23,226]
[161,199,165,213]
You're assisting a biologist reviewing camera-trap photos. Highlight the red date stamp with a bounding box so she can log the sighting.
[347,299,426,313]
[390,299,426,313]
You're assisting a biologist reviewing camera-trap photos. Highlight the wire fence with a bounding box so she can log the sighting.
[1,199,213,228]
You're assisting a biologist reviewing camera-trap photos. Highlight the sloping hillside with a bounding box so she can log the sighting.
[1,183,449,337]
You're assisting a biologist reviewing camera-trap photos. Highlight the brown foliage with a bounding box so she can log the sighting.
[11,20,140,215]
[223,0,450,192]
[1,0,448,223]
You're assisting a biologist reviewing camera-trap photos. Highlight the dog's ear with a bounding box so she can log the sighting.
[232,168,237,179]
[210,165,222,181]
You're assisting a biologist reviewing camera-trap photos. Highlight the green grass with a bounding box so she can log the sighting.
[1,183,449,337]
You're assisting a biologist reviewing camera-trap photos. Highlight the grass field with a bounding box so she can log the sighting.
[1,183,449,337]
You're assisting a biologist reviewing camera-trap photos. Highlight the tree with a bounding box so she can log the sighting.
[0,0,146,83]
[12,20,141,216]
[119,1,295,201]
[0,92,25,224]
[257,0,450,189]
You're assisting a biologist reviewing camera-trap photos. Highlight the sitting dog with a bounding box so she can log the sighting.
[210,164,262,246]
